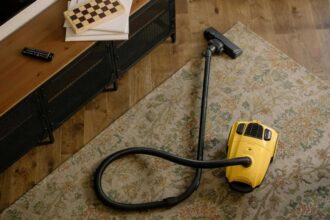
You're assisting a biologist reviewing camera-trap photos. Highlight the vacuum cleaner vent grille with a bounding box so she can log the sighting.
[244,123,263,139]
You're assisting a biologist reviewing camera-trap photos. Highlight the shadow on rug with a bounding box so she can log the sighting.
[2,23,329,220]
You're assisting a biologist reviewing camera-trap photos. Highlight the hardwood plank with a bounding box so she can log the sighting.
[248,0,275,40]
[83,94,110,143]
[269,0,295,34]
[129,55,153,105]
[36,129,62,180]
[309,0,330,29]
[316,29,330,80]
[60,110,85,161]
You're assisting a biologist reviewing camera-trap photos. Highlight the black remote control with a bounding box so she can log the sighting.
[21,47,54,62]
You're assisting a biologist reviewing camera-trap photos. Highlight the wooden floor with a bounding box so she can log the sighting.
[1,0,329,212]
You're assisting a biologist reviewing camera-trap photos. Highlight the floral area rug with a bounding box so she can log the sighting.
[2,23,329,220]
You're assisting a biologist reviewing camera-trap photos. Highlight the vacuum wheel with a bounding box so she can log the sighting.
[228,181,254,193]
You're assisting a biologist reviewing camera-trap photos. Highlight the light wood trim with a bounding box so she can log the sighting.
[0,0,149,117]
[130,0,149,14]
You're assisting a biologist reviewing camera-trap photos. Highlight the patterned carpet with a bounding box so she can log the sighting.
[2,23,329,219]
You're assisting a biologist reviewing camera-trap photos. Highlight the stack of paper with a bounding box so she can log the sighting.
[64,0,132,41]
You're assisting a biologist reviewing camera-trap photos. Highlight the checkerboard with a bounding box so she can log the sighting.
[64,0,124,34]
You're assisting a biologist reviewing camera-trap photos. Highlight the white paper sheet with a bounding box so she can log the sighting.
[65,27,128,41]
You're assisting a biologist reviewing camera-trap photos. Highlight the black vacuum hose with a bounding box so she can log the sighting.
[93,46,251,211]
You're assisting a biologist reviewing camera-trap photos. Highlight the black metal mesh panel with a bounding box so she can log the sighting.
[43,43,108,101]
[115,8,171,73]
[0,94,44,172]
[0,95,35,139]
[47,58,108,128]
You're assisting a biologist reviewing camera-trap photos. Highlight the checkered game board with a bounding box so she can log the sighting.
[64,0,124,34]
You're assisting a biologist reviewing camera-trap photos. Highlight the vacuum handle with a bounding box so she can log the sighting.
[204,27,242,59]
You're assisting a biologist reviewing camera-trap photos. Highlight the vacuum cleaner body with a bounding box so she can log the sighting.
[226,120,278,192]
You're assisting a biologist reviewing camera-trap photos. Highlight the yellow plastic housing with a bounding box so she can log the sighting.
[226,120,278,189]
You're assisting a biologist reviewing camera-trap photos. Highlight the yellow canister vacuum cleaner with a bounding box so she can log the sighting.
[94,27,279,210]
